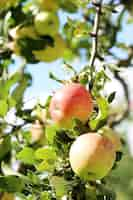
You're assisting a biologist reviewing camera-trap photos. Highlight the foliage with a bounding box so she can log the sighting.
[0,0,132,199]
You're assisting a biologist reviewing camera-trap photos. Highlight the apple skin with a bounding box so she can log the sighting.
[9,26,37,40]
[7,41,20,56]
[1,193,14,200]
[8,26,38,56]
[100,126,122,152]
[33,34,66,62]
[49,83,93,128]
[69,133,116,181]
[35,0,59,11]
[34,11,59,36]
[0,0,17,10]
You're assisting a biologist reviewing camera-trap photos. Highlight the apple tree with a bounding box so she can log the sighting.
[0,0,132,199]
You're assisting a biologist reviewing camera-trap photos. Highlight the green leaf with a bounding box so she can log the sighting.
[73,22,91,38]
[108,64,121,72]
[89,97,109,130]
[50,176,71,198]
[40,192,50,200]
[45,125,58,144]
[92,70,110,96]
[0,135,11,161]
[27,171,40,185]
[11,74,32,107]
[35,147,57,172]
[61,0,78,13]
[17,147,36,165]
[0,100,8,117]
[0,175,25,193]
[6,71,22,89]
[0,81,9,100]
[7,96,16,108]
[35,146,57,161]
[36,160,55,172]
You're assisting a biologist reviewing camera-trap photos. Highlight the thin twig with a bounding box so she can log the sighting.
[110,72,130,127]
[89,1,103,68]
[71,1,103,85]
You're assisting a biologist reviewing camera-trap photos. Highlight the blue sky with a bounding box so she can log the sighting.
[10,9,133,104]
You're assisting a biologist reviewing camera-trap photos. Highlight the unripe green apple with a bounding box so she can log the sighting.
[100,126,122,152]
[69,133,116,180]
[9,26,37,40]
[49,83,93,128]
[7,41,21,56]
[35,0,59,11]
[33,34,66,62]
[0,0,17,10]
[8,26,38,56]
[1,193,14,200]
[0,0,9,10]
[34,11,59,36]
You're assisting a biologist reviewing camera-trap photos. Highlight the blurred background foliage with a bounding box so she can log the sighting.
[0,0,133,199]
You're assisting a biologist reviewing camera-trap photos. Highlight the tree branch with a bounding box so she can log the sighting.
[89,1,103,68]
[110,72,130,127]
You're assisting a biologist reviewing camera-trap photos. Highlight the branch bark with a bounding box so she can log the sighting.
[89,1,103,68]
[110,72,130,127]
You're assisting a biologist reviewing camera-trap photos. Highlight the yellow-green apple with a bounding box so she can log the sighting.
[33,34,66,62]
[30,120,45,144]
[69,133,116,180]
[35,0,59,11]
[1,193,14,200]
[8,26,38,56]
[0,0,18,10]
[9,26,37,40]
[100,126,122,152]
[34,11,59,36]
[49,83,93,128]
[7,41,21,56]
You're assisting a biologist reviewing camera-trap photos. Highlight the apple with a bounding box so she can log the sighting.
[0,0,9,9]
[7,41,21,56]
[33,34,66,62]
[1,193,14,200]
[69,133,116,181]
[100,126,122,152]
[8,26,38,56]
[9,26,37,40]
[49,83,93,128]
[30,120,45,144]
[34,11,59,36]
[35,0,59,11]
[0,0,17,10]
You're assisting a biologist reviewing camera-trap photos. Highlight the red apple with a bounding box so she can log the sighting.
[49,83,93,128]
[69,133,116,180]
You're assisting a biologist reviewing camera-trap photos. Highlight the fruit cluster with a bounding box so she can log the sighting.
[8,0,67,63]
[31,83,122,181]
